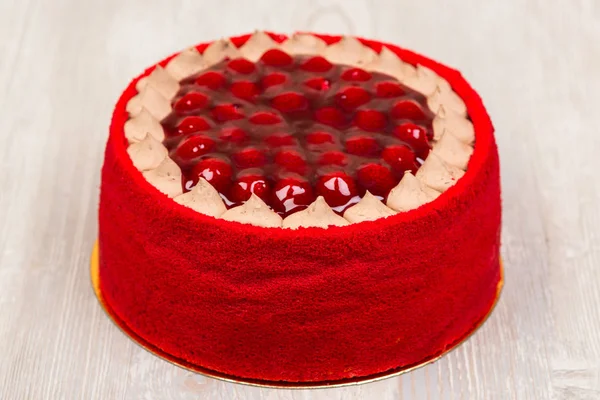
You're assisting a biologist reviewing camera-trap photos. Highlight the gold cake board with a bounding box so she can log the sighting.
[90,241,504,389]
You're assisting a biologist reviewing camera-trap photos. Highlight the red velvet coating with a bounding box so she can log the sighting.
[98,32,501,383]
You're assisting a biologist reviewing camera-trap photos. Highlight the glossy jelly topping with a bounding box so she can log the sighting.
[160,51,434,216]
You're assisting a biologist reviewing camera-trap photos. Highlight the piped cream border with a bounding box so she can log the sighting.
[124,31,475,228]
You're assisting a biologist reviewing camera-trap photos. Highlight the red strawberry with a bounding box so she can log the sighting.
[174,92,209,113]
[356,163,396,197]
[315,172,358,207]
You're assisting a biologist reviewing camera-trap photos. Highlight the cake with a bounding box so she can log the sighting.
[98,31,501,384]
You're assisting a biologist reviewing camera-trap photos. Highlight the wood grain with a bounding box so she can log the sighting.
[1,0,599,398]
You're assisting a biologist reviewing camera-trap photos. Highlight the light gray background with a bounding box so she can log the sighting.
[1,0,599,399]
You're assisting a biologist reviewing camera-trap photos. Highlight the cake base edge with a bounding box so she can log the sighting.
[90,241,504,389]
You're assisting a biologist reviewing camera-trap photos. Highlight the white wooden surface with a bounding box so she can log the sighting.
[1,0,599,398]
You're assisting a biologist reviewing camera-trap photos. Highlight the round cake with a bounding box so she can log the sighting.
[98,31,501,383]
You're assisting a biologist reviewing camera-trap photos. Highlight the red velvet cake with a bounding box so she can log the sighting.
[98,31,501,383]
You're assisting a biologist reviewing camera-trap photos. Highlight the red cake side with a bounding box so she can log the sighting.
[98,32,501,382]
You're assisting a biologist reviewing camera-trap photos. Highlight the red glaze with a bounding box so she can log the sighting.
[304,77,331,91]
[229,174,270,204]
[174,91,210,113]
[195,71,227,90]
[174,135,215,161]
[375,81,405,98]
[228,58,256,74]
[230,81,260,102]
[382,144,419,175]
[335,87,371,110]
[270,177,315,215]
[260,49,294,67]
[211,104,245,122]
[300,56,333,72]
[341,67,372,82]
[100,33,501,384]
[161,53,434,215]
[175,116,212,136]
[261,72,288,89]
[390,100,428,120]
[187,158,232,192]
[356,163,397,197]
[315,172,358,208]
[392,123,431,159]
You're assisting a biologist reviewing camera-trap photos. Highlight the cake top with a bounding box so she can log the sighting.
[124,32,475,229]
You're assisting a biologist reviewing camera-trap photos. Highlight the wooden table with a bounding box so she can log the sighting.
[1,0,599,398]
